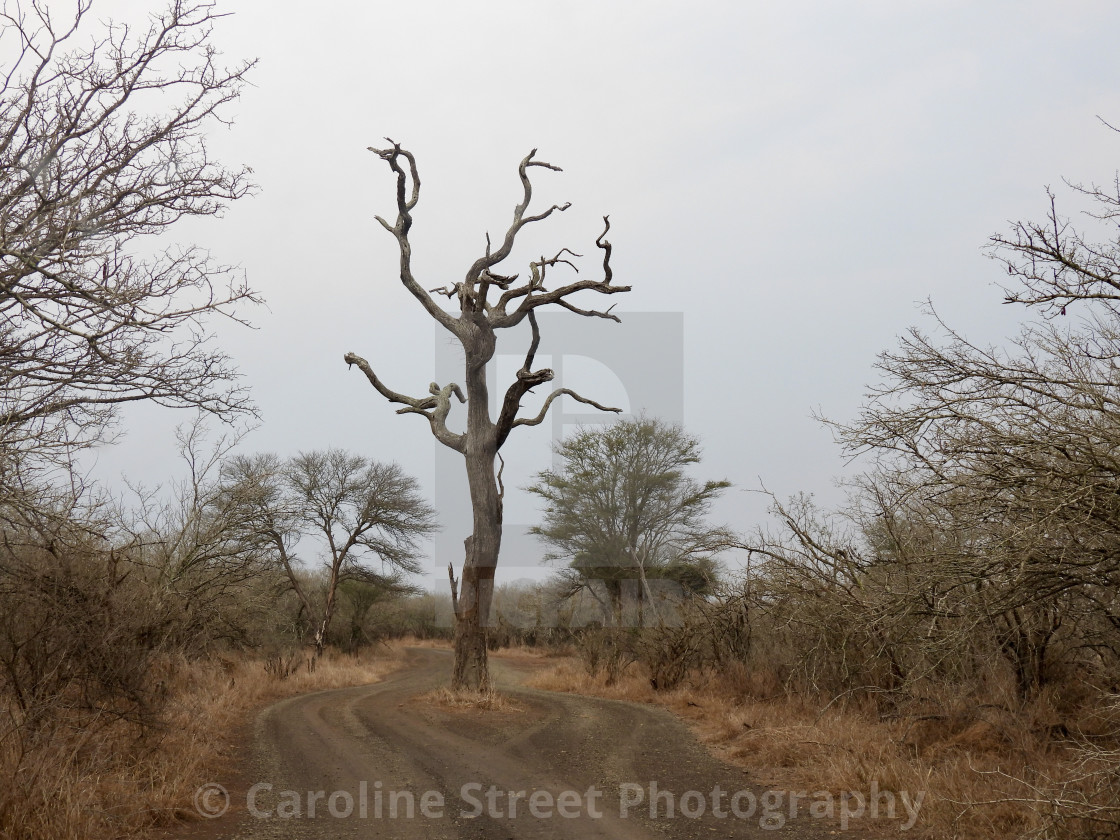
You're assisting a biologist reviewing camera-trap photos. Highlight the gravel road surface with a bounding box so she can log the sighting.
[184,648,873,839]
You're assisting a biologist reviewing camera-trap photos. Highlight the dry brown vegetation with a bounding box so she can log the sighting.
[420,685,525,713]
[0,446,451,840]
[3,3,1119,840]
[0,646,403,840]
[494,150,1120,840]
[526,649,1119,840]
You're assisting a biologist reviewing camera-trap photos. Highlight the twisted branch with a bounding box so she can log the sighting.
[354,145,631,454]
[343,351,465,451]
[513,387,622,431]
[496,310,554,446]
[492,216,630,328]
[368,140,457,333]
[463,149,570,313]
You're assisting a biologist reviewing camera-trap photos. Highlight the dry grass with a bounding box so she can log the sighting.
[0,645,406,840]
[393,635,453,650]
[528,658,1112,839]
[419,686,525,713]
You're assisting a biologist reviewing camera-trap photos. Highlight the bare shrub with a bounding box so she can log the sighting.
[263,650,305,681]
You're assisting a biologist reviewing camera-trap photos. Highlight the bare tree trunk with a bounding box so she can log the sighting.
[452,439,501,691]
[453,545,493,691]
[314,574,340,661]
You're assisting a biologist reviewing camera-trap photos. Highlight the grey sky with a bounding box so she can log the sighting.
[85,0,1120,587]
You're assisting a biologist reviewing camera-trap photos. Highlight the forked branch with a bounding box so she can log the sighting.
[343,351,465,451]
[368,141,457,333]
[464,149,572,312]
[470,150,562,265]
[493,248,581,311]
[492,216,630,328]
[992,187,1120,316]
[496,310,555,446]
[512,388,622,432]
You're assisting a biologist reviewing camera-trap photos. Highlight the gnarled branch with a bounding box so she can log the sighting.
[495,310,554,447]
[492,248,581,313]
[512,387,622,432]
[343,352,465,451]
[493,216,630,328]
[463,149,570,313]
[368,141,458,334]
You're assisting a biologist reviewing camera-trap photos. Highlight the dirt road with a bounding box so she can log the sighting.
[191,648,877,839]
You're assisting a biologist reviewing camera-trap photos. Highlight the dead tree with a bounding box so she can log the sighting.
[345,142,629,689]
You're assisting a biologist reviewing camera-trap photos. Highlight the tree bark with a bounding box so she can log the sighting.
[451,483,502,689]
[451,370,502,691]
[452,549,493,691]
[314,572,340,661]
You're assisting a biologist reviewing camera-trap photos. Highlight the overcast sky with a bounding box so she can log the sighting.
[83,0,1120,588]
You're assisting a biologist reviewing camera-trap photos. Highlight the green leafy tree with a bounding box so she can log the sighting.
[527,417,735,625]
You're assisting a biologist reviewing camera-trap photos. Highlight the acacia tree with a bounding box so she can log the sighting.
[217,451,304,622]
[287,451,435,657]
[221,450,436,658]
[0,0,258,481]
[527,417,734,625]
[345,142,629,689]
